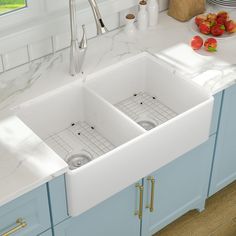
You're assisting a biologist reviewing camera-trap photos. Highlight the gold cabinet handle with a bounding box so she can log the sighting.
[1,218,27,236]
[147,176,155,212]
[135,183,144,220]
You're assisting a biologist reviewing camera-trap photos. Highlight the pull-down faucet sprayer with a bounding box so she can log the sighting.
[69,0,108,76]
[88,0,109,35]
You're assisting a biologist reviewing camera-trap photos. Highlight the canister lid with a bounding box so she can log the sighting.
[126,14,135,20]
[139,0,147,5]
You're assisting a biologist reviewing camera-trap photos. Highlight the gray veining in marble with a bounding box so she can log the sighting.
[0,4,236,207]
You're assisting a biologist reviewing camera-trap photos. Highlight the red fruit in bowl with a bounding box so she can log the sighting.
[217,11,229,21]
[204,38,217,52]
[191,36,204,50]
[211,24,225,36]
[207,13,217,21]
[195,14,207,26]
[216,17,227,25]
[199,21,211,34]
[207,13,217,25]
[216,11,229,25]
[225,20,236,33]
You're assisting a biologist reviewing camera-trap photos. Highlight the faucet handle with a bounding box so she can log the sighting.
[79,24,87,50]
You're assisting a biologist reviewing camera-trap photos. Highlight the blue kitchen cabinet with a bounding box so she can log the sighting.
[210,92,223,135]
[209,84,236,196]
[53,182,142,236]
[141,135,216,236]
[0,185,51,236]
[53,136,216,236]
[47,175,69,226]
[39,229,53,236]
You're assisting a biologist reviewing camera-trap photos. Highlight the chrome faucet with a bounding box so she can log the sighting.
[88,0,108,35]
[69,0,87,76]
[69,0,108,76]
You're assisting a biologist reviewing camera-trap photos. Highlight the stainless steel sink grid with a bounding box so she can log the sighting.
[115,92,178,131]
[45,121,115,169]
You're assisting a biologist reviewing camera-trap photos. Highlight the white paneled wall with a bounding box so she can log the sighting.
[0,0,169,73]
[45,0,69,12]
[2,47,29,70]
[29,38,53,60]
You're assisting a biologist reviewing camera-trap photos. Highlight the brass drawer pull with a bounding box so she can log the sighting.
[147,176,155,212]
[135,183,144,220]
[1,218,27,236]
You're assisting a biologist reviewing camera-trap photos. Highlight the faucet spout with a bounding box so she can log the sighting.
[88,0,108,35]
[68,0,107,76]
[69,0,80,76]
[69,0,87,76]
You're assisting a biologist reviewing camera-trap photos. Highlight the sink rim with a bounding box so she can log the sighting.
[14,52,214,174]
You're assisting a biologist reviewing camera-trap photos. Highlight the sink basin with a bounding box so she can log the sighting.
[16,84,143,169]
[16,53,213,217]
[16,81,144,216]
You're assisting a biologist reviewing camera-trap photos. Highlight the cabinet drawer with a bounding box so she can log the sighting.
[0,185,51,236]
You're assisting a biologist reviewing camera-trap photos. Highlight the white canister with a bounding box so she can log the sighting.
[124,14,137,35]
[137,0,148,31]
[147,0,159,26]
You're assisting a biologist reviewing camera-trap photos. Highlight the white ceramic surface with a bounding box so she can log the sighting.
[69,53,213,216]
[17,53,213,217]
[16,78,144,216]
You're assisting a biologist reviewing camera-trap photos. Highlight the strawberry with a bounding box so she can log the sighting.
[198,21,211,35]
[211,24,225,36]
[191,36,204,50]
[216,17,227,25]
[217,11,229,21]
[225,20,236,33]
[204,38,217,52]
[208,19,217,27]
[216,11,229,25]
[207,13,217,21]
[195,14,207,26]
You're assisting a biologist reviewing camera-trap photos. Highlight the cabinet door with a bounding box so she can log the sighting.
[141,135,216,236]
[209,84,236,196]
[54,183,141,236]
[38,229,52,236]
[0,185,51,236]
[210,92,223,135]
[47,175,69,226]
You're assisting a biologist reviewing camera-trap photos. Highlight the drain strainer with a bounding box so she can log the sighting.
[136,115,158,131]
[67,153,92,170]
[137,120,157,131]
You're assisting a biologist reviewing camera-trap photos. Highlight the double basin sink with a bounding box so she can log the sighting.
[16,53,213,217]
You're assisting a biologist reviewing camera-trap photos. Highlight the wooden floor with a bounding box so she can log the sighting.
[154,181,236,236]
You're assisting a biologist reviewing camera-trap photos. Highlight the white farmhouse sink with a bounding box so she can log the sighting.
[16,53,213,217]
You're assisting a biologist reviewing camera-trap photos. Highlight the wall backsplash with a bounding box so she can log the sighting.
[0,0,169,74]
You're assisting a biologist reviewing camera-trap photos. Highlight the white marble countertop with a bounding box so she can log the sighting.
[0,114,68,207]
[0,5,236,207]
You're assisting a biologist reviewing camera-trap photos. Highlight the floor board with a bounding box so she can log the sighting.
[154,181,236,236]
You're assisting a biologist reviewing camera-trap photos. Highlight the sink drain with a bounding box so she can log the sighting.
[137,120,157,131]
[136,115,158,131]
[67,153,92,170]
